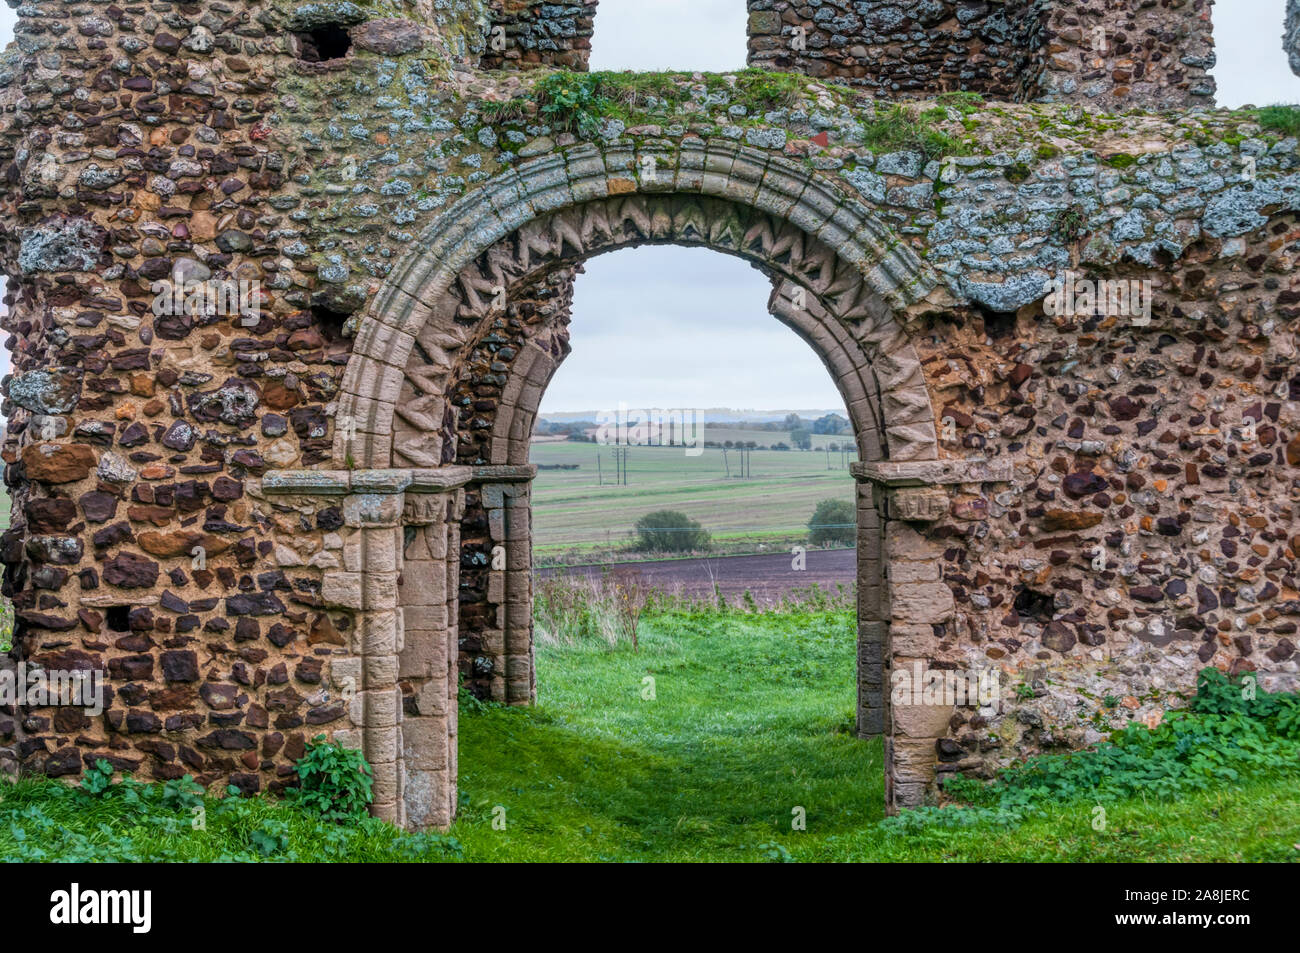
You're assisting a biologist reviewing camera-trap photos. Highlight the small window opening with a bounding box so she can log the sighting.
[295,24,353,63]
[1014,588,1054,624]
[106,605,131,632]
[311,300,352,326]
[982,309,1018,341]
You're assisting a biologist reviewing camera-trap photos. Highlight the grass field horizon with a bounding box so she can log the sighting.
[529,440,858,560]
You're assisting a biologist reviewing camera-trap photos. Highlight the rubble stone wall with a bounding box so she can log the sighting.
[0,0,1296,826]
[480,0,598,71]
[1288,0,1300,78]
[746,0,1218,108]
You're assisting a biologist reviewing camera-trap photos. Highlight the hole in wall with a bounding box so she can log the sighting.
[105,605,131,633]
[310,301,352,327]
[982,309,1018,341]
[294,24,353,63]
[1014,587,1054,624]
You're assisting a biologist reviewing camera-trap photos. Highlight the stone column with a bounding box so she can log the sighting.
[267,466,474,830]
[399,469,470,830]
[853,458,1013,813]
[328,470,410,825]
[460,466,537,706]
[854,478,887,738]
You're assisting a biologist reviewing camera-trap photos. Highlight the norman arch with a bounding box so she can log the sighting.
[336,142,942,470]
[310,141,961,829]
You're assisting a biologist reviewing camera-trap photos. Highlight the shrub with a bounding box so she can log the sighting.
[887,669,1300,834]
[534,73,611,137]
[1257,105,1300,137]
[81,759,115,795]
[808,499,855,546]
[293,735,374,824]
[534,572,648,648]
[634,510,710,553]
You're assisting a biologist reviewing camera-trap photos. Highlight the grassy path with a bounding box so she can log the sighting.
[448,611,1300,862]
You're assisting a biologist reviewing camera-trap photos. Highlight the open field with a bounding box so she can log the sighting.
[530,441,857,557]
[539,548,856,604]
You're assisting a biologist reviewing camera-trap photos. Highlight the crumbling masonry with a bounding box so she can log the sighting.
[0,0,1298,827]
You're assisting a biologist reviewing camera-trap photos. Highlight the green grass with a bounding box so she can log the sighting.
[864,103,969,159]
[453,610,869,861]
[2,609,1298,862]
[447,614,1300,861]
[0,775,463,862]
[529,442,856,556]
[1,487,10,652]
[1256,105,1300,137]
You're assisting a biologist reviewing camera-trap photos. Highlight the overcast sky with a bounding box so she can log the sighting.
[0,1,1296,412]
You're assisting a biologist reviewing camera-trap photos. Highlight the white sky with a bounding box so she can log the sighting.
[0,1,1296,411]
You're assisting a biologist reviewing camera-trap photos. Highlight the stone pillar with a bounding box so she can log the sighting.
[854,478,887,739]
[459,466,537,706]
[398,471,468,830]
[326,471,410,825]
[853,458,1013,813]
[267,466,473,830]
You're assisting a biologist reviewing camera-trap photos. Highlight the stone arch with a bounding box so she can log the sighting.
[336,142,941,471]
[333,142,950,828]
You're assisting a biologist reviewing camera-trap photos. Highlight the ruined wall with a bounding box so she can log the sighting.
[747,0,1045,98]
[746,0,1217,108]
[1289,0,1300,78]
[449,271,571,703]
[479,0,597,71]
[905,229,1300,781]
[0,0,1295,820]
[0,0,497,796]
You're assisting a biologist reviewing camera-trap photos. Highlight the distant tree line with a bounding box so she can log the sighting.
[535,413,853,449]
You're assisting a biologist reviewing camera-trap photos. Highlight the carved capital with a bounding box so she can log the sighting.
[402,493,449,527]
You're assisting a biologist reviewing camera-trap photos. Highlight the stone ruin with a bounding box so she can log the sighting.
[747,0,1218,110]
[1289,0,1300,78]
[0,0,1296,827]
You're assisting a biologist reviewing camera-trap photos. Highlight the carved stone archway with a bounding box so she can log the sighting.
[316,141,962,828]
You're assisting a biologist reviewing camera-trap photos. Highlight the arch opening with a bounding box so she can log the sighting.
[332,151,944,829]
